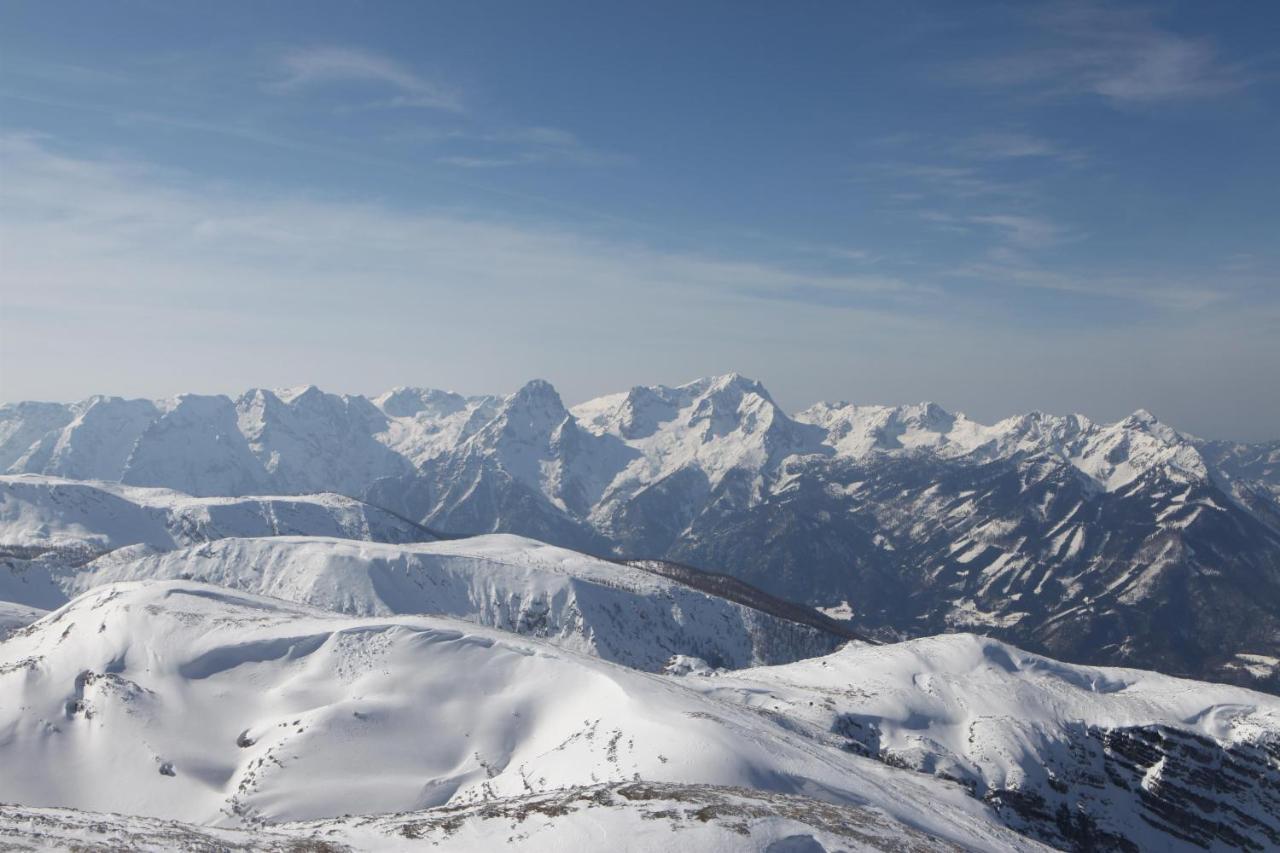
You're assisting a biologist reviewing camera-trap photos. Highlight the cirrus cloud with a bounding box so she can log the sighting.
[272,46,462,111]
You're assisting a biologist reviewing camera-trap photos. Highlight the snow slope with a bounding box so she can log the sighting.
[0,581,1035,851]
[686,634,1280,850]
[0,474,432,614]
[0,475,430,552]
[0,600,45,639]
[0,783,984,852]
[572,373,828,506]
[373,386,501,467]
[236,386,410,495]
[69,535,848,671]
[12,396,160,482]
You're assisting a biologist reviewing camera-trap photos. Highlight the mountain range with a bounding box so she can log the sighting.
[4,374,1278,693]
[4,578,1277,851]
[3,397,1280,849]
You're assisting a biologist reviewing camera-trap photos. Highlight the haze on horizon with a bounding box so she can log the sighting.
[1,2,1277,441]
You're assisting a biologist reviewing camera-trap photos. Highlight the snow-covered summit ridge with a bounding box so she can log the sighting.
[0,579,1038,850]
[795,397,1213,490]
[0,475,852,670]
[4,580,1274,850]
[690,633,1280,850]
[3,374,1254,498]
[64,533,850,670]
[0,474,428,551]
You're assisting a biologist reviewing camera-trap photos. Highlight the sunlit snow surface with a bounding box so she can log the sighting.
[2,579,1278,850]
[69,534,847,670]
[0,581,1036,851]
[3,379,1280,849]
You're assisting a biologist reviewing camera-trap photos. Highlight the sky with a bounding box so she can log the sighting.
[1,1,1277,440]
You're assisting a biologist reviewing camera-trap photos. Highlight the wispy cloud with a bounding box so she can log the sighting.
[951,132,1086,164]
[865,162,1029,200]
[912,210,1072,251]
[0,134,927,330]
[954,3,1250,104]
[3,134,1273,432]
[411,125,630,169]
[953,257,1229,312]
[434,155,529,169]
[270,48,624,168]
[969,214,1073,250]
[806,245,874,263]
[272,46,462,111]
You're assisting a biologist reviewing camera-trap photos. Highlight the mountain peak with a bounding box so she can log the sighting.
[709,371,751,389]
[690,372,770,398]
[491,380,569,440]
[1116,407,1187,447]
[508,378,564,409]
[276,384,324,404]
[375,386,467,419]
[899,401,953,425]
[1125,408,1158,426]
[674,375,783,423]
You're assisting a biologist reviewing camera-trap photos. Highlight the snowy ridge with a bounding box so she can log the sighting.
[4,377,1279,691]
[0,475,429,551]
[0,474,430,611]
[4,580,1277,850]
[573,373,828,502]
[0,785,995,852]
[0,580,1037,850]
[688,634,1280,850]
[236,386,410,496]
[66,535,849,671]
[796,401,1212,491]
[5,374,1257,499]
[0,600,45,640]
[372,386,500,467]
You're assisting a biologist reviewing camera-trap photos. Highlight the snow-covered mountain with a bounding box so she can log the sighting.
[0,475,430,610]
[64,535,850,671]
[686,634,1280,851]
[0,580,1043,851]
[0,475,429,552]
[4,376,1279,690]
[4,580,1277,851]
[0,474,855,671]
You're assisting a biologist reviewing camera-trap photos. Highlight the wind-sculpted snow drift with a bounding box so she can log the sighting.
[4,375,1278,689]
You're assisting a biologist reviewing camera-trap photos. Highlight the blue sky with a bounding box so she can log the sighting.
[1,1,1277,439]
